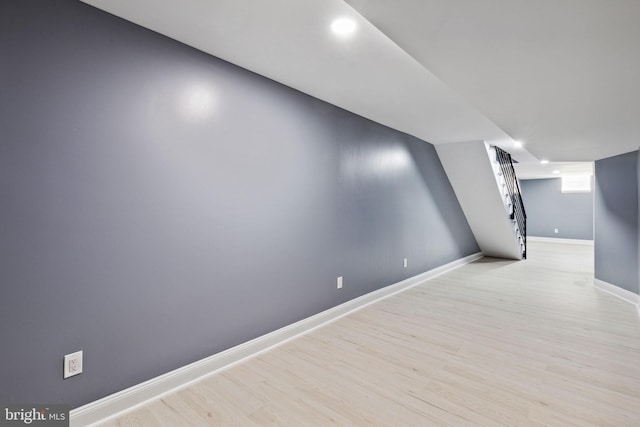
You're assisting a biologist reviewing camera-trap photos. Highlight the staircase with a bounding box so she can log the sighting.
[491,145,527,259]
[436,141,527,260]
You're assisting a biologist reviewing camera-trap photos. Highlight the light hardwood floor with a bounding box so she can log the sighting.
[98,242,640,426]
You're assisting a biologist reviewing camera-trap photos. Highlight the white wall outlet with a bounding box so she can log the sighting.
[403,258,408,268]
[337,276,343,289]
[64,351,83,379]
[554,228,559,234]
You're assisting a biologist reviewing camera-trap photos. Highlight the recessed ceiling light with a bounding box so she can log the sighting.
[513,140,523,148]
[553,170,560,174]
[540,160,549,164]
[331,17,357,36]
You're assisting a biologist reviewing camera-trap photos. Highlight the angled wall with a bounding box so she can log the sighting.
[520,178,593,240]
[0,0,478,407]
[436,141,522,260]
[594,151,639,294]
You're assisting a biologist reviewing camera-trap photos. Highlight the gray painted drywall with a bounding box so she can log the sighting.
[0,0,479,408]
[520,178,593,240]
[594,151,639,294]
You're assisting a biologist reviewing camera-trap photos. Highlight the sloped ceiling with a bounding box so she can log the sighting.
[347,0,640,163]
[80,0,639,177]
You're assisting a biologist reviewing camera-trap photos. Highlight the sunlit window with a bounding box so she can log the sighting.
[561,175,592,193]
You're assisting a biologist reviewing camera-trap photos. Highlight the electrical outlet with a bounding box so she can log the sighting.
[554,228,559,234]
[64,351,83,379]
[337,276,343,289]
[403,258,408,268]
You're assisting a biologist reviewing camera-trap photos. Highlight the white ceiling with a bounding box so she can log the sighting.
[345,0,640,162]
[514,161,593,180]
[80,0,638,178]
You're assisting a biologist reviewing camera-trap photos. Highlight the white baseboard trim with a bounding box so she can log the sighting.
[528,236,594,245]
[593,279,640,314]
[71,252,483,427]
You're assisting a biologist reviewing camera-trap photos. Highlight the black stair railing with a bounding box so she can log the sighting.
[493,146,527,259]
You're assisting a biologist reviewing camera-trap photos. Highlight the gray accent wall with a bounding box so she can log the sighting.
[520,178,593,240]
[594,151,639,294]
[0,0,479,408]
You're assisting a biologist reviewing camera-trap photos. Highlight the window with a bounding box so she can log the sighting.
[561,175,592,193]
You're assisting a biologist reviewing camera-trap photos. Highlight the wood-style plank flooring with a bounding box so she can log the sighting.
[98,242,640,426]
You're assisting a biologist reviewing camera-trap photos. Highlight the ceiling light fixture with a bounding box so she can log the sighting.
[513,140,523,148]
[540,160,549,164]
[331,17,357,36]
[553,170,560,174]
